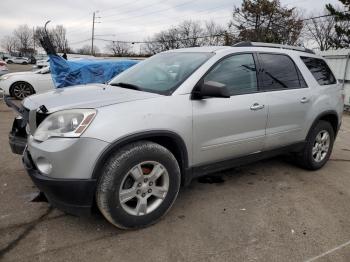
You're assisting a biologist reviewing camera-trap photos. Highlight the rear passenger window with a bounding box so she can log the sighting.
[301,57,336,85]
[259,53,305,91]
[204,53,258,95]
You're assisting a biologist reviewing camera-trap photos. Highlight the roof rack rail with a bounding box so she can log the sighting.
[233,42,315,54]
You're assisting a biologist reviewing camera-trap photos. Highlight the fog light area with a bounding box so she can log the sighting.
[36,157,52,175]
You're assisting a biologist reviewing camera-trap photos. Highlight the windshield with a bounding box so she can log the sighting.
[109,52,213,95]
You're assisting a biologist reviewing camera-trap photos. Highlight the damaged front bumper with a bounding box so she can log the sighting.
[5,96,29,155]
[23,149,97,216]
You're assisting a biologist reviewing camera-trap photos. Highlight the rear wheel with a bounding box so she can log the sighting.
[11,82,35,100]
[6,60,13,64]
[96,141,181,229]
[297,121,335,170]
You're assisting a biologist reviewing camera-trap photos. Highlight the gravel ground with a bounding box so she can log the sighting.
[0,98,350,261]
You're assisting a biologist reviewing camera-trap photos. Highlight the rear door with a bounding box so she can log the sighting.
[257,53,312,150]
[192,53,268,165]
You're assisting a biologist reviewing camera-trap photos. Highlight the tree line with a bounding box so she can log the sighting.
[1,0,350,57]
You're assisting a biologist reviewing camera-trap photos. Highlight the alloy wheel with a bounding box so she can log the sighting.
[119,161,170,216]
[312,130,330,162]
[13,83,32,99]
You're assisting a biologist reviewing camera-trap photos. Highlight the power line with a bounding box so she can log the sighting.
[98,0,144,14]
[69,38,91,45]
[97,3,233,35]
[97,14,232,39]
[95,32,230,45]
[102,0,173,19]
[68,10,350,47]
[102,0,201,23]
[66,2,232,38]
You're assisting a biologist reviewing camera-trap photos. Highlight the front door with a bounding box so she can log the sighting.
[192,53,268,166]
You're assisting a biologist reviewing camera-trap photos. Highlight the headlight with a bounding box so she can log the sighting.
[0,75,11,80]
[33,109,96,142]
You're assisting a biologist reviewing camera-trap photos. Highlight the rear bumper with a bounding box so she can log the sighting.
[23,150,97,216]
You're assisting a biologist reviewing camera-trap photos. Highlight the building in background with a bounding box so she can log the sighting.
[319,49,350,110]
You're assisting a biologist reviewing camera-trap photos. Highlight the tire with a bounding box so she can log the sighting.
[96,141,181,229]
[10,82,35,100]
[297,120,335,170]
[22,62,28,65]
[7,60,13,64]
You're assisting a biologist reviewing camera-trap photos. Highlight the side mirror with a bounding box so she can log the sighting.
[193,81,230,99]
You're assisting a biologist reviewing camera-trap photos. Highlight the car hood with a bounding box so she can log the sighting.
[22,84,161,112]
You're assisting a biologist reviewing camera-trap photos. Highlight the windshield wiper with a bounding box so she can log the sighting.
[265,71,288,89]
[110,82,141,90]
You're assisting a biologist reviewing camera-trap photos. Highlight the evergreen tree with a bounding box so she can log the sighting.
[326,0,350,48]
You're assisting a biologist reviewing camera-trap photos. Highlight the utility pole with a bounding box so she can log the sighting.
[91,11,101,56]
[33,27,36,54]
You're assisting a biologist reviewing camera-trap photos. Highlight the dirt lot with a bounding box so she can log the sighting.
[0,99,350,262]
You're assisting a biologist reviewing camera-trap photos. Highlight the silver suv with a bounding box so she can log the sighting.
[8,42,344,229]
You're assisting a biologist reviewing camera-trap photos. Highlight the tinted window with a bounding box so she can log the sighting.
[203,54,258,95]
[259,54,303,91]
[301,57,336,85]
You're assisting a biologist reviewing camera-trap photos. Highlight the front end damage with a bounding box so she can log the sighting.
[5,96,29,155]
[5,96,49,155]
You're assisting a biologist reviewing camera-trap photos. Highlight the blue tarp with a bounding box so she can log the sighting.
[49,55,139,88]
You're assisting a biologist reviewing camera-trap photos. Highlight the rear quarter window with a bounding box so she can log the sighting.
[301,57,336,86]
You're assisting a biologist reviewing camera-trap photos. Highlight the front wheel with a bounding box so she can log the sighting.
[297,120,335,170]
[96,141,181,229]
[11,82,35,100]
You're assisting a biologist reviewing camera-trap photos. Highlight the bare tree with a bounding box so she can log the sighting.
[13,25,33,54]
[144,37,163,55]
[203,20,226,45]
[177,20,204,47]
[77,45,98,55]
[106,41,132,56]
[52,25,69,53]
[144,20,228,55]
[35,25,70,53]
[302,11,337,51]
[1,35,19,53]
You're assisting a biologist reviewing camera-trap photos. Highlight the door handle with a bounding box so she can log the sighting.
[250,103,265,111]
[300,97,309,103]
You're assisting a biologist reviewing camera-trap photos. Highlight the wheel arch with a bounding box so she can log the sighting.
[92,131,190,185]
[307,110,339,139]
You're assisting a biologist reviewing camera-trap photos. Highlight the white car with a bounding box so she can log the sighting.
[36,58,49,68]
[5,57,29,65]
[0,67,54,99]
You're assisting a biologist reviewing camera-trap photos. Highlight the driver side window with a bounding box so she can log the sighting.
[204,54,258,96]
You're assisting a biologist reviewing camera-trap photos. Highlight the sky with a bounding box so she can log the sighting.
[0,0,342,52]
